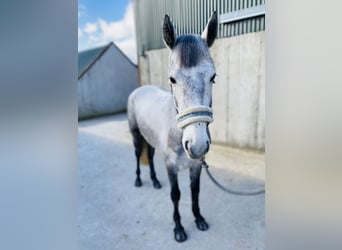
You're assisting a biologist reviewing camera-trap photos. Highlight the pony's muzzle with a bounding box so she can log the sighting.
[184,139,210,159]
[182,122,211,160]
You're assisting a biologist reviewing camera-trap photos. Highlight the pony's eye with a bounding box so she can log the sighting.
[169,77,177,84]
[210,74,216,83]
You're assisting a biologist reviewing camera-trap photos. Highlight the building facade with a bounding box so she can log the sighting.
[78,42,138,119]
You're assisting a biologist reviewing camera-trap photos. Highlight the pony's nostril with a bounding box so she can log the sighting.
[206,141,210,152]
[185,140,190,151]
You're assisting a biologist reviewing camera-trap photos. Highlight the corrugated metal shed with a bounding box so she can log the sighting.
[133,0,265,56]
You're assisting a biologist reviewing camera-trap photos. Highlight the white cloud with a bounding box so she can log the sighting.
[84,23,98,34]
[78,2,137,64]
[88,35,100,43]
[97,2,135,41]
[78,4,86,18]
[78,28,83,38]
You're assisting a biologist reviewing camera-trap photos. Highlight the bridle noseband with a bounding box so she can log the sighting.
[176,105,213,129]
[170,83,213,129]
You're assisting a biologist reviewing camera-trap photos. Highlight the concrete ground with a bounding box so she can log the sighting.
[78,113,265,250]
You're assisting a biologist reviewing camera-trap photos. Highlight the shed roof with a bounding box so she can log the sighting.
[78,43,112,79]
[78,42,136,80]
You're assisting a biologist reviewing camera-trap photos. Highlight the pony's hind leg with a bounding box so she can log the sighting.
[131,128,143,187]
[190,166,209,231]
[147,145,162,189]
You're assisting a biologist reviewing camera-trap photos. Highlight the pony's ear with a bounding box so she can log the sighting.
[201,11,218,48]
[163,15,176,49]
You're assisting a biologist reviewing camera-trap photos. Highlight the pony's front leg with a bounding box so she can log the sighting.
[190,166,209,231]
[167,167,187,242]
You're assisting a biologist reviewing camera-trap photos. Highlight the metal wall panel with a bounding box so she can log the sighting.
[133,0,265,55]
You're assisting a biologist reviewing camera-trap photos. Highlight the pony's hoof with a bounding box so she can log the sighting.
[153,180,162,189]
[174,226,187,242]
[135,179,142,187]
[195,218,209,231]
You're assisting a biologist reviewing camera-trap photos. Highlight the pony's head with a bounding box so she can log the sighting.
[163,12,218,160]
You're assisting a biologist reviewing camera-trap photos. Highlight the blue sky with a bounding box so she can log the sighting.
[78,0,137,63]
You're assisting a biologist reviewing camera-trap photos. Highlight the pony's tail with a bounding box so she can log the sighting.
[140,140,149,166]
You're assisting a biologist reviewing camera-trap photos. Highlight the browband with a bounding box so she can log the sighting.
[176,105,213,128]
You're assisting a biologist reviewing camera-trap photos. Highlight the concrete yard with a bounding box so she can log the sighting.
[78,113,265,250]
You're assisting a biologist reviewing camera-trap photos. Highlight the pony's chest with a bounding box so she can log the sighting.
[166,148,199,172]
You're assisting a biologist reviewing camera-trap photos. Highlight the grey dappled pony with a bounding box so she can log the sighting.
[127,11,218,242]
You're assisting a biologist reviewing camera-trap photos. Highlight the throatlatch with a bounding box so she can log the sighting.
[176,105,213,129]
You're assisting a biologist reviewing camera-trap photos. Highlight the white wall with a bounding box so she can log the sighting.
[78,46,138,119]
[138,32,265,150]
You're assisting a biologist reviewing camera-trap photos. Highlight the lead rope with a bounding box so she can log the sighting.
[202,160,265,196]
